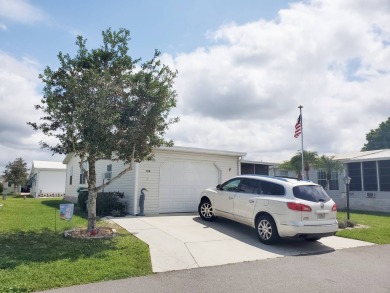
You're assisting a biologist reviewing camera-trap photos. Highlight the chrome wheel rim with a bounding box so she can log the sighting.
[200,202,213,218]
[258,219,272,240]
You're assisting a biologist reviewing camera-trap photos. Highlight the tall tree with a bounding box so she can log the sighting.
[3,158,28,193]
[362,117,390,151]
[315,155,343,190]
[279,150,318,179]
[28,28,179,231]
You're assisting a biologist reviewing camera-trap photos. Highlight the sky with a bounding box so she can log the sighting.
[0,0,389,173]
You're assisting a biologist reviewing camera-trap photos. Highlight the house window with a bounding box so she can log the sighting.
[104,164,112,180]
[79,172,87,184]
[329,171,339,190]
[317,171,338,190]
[379,160,390,191]
[69,166,73,185]
[80,161,88,184]
[241,163,269,175]
[348,162,362,191]
[363,161,378,191]
[317,171,327,189]
[8,182,12,187]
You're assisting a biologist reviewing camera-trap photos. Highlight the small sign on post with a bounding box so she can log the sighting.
[60,204,74,221]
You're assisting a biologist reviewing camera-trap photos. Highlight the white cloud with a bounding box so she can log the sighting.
[0,52,62,171]
[164,0,390,162]
[0,23,6,30]
[0,0,46,24]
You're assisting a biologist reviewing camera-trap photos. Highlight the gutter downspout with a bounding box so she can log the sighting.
[133,162,140,216]
[213,162,222,183]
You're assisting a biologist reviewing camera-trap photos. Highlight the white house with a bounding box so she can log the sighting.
[63,146,246,215]
[274,149,390,213]
[28,161,67,198]
[1,176,21,194]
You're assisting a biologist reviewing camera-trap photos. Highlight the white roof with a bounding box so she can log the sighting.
[157,146,246,157]
[63,146,246,165]
[241,159,279,166]
[334,149,390,162]
[32,160,66,170]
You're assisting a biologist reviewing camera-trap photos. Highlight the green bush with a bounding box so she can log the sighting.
[0,182,3,193]
[96,191,126,217]
[338,219,357,229]
[77,188,126,217]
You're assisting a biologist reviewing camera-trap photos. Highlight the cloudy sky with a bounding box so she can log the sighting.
[0,0,389,172]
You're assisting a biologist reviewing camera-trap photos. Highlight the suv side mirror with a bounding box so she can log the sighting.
[216,184,222,190]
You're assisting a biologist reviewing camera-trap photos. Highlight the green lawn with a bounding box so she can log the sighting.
[336,210,390,244]
[0,195,152,292]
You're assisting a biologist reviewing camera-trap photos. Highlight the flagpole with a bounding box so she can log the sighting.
[299,105,304,179]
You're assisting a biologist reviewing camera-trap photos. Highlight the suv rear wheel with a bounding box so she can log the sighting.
[198,199,215,221]
[256,215,279,244]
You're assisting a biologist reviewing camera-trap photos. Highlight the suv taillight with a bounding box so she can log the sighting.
[287,202,312,212]
[332,204,337,211]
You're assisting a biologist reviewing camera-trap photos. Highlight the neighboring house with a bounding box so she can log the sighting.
[28,161,67,198]
[332,149,390,213]
[1,175,21,194]
[63,146,246,215]
[273,149,390,213]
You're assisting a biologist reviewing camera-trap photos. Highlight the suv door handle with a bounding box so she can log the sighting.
[229,196,234,200]
[249,200,254,203]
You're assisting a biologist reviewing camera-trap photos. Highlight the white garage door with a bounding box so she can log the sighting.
[159,160,219,213]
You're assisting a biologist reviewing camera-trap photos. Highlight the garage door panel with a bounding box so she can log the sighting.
[159,160,219,213]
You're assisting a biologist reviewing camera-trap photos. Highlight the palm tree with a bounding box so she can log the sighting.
[279,150,318,179]
[301,151,318,180]
[315,155,343,190]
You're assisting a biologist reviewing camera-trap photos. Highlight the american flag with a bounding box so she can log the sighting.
[294,115,302,138]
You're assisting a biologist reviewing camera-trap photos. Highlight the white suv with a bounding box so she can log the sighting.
[198,175,338,244]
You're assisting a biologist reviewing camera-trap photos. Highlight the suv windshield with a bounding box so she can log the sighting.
[293,185,331,203]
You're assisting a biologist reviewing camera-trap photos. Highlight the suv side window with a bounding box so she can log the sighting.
[221,179,241,192]
[238,178,257,193]
[257,180,285,196]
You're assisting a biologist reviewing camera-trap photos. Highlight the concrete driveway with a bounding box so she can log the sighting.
[112,214,373,273]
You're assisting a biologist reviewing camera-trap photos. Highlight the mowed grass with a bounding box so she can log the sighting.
[0,195,152,292]
[336,210,390,244]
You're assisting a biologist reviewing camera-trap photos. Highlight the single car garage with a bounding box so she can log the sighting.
[63,146,246,215]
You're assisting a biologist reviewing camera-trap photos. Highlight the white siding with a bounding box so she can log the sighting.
[137,149,240,215]
[64,149,241,215]
[95,160,135,214]
[64,155,136,210]
[38,170,66,196]
[64,155,87,202]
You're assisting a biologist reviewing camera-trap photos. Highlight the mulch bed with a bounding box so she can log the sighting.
[64,227,117,239]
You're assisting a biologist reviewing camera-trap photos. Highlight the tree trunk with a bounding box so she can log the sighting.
[304,162,310,180]
[87,157,97,232]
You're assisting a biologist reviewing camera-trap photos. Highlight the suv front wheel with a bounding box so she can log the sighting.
[198,199,215,221]
[256,215,279,244]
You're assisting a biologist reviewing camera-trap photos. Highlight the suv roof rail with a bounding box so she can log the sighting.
[239,174,291,182]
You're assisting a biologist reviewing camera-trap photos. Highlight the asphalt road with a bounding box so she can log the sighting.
[41,244,390,293]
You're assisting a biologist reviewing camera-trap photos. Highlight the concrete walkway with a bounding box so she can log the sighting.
[112,214,374,272]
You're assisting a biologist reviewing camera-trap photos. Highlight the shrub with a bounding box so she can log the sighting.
[96,191,126,217]
[77,188,126,216]
[338,219,357,229]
